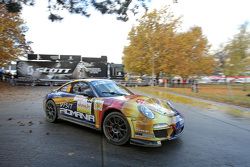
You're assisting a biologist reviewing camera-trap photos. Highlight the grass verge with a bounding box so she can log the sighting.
[130,86,250,118]
[137,84,250,108]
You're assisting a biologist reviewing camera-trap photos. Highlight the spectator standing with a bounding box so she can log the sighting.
[191,80,199,93]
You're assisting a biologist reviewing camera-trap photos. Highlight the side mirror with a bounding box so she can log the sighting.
[51,89,57,93]
[82,89,95,97]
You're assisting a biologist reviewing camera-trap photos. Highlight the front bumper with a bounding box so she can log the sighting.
[128,113,184,147]
[130,139,162,147]
[130,120,184,147]
[130,125,184,147]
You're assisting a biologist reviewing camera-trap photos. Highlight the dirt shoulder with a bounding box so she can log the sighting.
[0,81,58,103]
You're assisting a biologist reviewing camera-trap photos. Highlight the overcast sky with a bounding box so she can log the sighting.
[21,0,250,63]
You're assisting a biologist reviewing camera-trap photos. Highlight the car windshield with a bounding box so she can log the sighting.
[91,80,133,97]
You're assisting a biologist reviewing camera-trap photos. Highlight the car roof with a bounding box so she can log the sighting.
[57,78,113,90]
[72,78,112,83]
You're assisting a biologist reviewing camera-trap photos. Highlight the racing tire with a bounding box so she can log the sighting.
[103,112,131,146]
[45,100,58,123]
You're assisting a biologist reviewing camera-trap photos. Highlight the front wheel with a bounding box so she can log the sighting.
[45,100,58,123]
[103,112,131,146]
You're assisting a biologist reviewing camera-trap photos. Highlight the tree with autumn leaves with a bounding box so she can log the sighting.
[123,8,215,79]
[213,23,250,78]
[1,0,148,22]
[223,22,250,76]
[0,4,31,66]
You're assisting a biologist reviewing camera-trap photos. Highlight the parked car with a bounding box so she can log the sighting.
[234,78,250,83]
[44,79,184,147]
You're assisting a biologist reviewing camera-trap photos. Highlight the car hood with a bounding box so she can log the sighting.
[105,94,176,117]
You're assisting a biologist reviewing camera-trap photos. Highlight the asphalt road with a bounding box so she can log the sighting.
[1,84,250,167]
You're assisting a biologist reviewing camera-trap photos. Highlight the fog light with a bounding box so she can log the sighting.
[153,123,168,129]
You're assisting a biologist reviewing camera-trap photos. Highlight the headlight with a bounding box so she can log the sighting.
[137,105,155,119]
[147,104,175,116]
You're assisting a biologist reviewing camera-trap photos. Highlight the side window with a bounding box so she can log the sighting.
[72,82,90,95]
[59,83,72,93]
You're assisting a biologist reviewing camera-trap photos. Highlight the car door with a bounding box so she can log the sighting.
[55,82,78,119]
[70,81,96,125]
[54,82,75,106]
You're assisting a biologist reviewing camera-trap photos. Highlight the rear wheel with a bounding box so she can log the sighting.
[103,112,131,145]
[45,100,58,123]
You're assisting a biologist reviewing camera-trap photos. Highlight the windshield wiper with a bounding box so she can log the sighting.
[101,91,126,96]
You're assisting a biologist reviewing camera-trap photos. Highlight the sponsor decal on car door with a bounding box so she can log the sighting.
[74,95,92,115]
[71,95,95,123]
